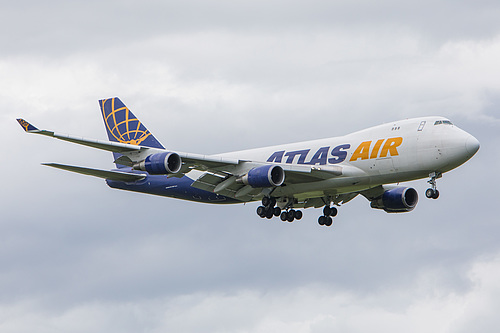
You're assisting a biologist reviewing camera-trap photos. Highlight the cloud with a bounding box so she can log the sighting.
[2,1,500,332]
[2,254,500,332]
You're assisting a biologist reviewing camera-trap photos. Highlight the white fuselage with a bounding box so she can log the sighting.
[192,116,479,201]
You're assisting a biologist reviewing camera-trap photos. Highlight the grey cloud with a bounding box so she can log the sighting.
[2,0,500,332]
[2,1,500,57]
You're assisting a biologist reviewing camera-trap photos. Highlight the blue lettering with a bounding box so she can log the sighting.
[267,144,351,165]
[328,144,351,164]
[308,146,329,165]
[267,150,285,163]
[285,149,310,164]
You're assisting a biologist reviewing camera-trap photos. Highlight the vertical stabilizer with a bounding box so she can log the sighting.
[99,97,165,167]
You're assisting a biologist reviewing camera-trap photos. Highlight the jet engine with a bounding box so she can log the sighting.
[238,165,285,188]
[133,152,182,175]
[370,187,418,213]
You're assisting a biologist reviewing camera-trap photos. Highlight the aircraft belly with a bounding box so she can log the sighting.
[106,174,239,204]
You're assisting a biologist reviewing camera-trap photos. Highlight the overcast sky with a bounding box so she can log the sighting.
[2,1,500,332]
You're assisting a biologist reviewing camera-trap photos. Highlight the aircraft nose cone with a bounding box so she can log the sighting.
[466,135,480,156]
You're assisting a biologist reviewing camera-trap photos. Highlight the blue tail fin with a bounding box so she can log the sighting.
[99,97,165,167]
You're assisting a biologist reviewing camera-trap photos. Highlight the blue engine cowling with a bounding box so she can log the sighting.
[370,187,418,213]
[240,165,285,188]
[133,152,182,175]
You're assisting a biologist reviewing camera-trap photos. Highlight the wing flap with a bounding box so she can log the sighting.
[43,163,147,182]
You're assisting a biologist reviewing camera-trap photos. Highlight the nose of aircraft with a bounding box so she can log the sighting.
[439,128,480,171]
[465,135,480,156]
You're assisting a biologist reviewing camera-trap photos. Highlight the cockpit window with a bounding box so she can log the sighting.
[434,120,453,125]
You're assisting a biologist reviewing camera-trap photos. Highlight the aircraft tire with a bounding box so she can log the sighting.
[257,206,266,217]
[425,188,435,198]
[273,207,281,216]
[287,210,295,222]
[325,216,333,226]
[280,212,288,222]
[294,210,303,220]
[318,216,326,225]
[330,207,338,217]
[432,189,440,199]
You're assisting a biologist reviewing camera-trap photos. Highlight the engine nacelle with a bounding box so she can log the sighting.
[370,187,418,213]
[133,152,182,175]
[239,165,285,188]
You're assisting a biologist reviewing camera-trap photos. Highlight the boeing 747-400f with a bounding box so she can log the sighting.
[18,97,480,226]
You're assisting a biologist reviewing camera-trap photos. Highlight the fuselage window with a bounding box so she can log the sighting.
[417,121,426,131]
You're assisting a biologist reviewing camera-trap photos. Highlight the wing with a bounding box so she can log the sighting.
[188,160,360,202]
[17,118,143,154]
[17,118,361,203]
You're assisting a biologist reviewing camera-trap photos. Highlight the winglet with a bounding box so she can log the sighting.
[17,118,39,132]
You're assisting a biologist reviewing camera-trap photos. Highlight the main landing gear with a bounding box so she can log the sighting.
[256,197,303,223]
[425,172,442,199]
[318,205,337,227]
[257,197,340,226]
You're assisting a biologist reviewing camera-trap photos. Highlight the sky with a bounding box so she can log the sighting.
[1,1,500,332]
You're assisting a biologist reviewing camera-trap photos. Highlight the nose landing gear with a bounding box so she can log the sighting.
[426,172,442,199]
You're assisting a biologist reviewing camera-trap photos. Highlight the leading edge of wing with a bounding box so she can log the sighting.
[43,163,147,182]
[17,118,142,153]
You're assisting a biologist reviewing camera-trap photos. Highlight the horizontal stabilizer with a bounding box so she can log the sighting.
[43,163,147,182]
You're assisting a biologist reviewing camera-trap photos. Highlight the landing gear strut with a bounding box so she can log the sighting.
[426,172,441,199]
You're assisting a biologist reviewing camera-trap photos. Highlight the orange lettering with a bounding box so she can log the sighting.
[380,137,403,157]
[370,139,384,159]
[350,141,371,161]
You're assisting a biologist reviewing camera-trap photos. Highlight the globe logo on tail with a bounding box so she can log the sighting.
[101,98,151,146]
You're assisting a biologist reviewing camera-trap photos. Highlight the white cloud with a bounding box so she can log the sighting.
[2,254,499,333]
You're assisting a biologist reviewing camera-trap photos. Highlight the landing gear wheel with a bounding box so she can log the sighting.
[261,197,276,207]
[256,206,266,218]
[329,207,338,217]
[287,210,295,222]
[294,210,303,220]
[325,216,333,226]
[273,207,281,217]
[280,212,288,222]
[265,208,274,219]
[426,188,439,199]
[318,216,326,225]
[323,205,338,217]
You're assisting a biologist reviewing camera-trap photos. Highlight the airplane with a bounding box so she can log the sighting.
[17,97,480,226]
